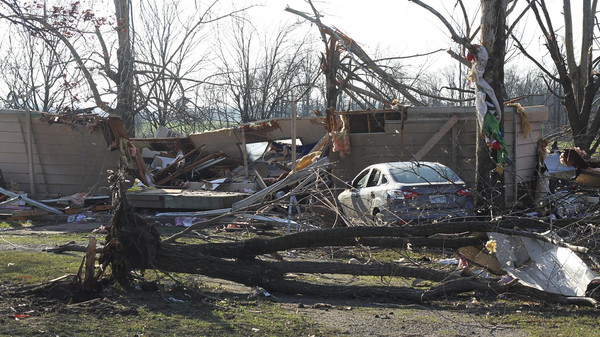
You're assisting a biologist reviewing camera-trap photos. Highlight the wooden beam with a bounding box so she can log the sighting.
[413,114,459,161]
[155,152,226,186]
[291,103,297,170]
[0,186,62,214]
[152,144,205,181]
[232,157,330,210]
[451,123,458,169]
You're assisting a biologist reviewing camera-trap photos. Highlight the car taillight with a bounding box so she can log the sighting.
[457,188,472,197]
[402,190,418,199]
[387,190,419,200]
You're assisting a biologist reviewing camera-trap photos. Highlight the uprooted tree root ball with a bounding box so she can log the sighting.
[98,163,160,287]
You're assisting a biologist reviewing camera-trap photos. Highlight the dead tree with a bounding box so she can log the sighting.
[514,1,600,155]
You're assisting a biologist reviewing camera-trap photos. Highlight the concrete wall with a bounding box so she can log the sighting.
[0,109,120,197]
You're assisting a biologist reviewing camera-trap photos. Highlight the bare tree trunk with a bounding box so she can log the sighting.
[114,0,136,136]
[477,0,507,211]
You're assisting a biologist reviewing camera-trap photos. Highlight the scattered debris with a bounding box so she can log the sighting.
[0,187,63,215]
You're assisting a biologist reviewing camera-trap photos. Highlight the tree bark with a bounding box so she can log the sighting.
[477,0,507,211]
[114,0,136,136]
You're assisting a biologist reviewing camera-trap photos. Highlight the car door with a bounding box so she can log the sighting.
[343,168,371,218]
[358,169,382,219]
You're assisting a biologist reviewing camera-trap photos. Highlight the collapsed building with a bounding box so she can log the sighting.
[0,104,548,213]
[126,105,547,209]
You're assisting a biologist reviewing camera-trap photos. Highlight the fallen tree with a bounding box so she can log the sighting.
[75,162,598,308]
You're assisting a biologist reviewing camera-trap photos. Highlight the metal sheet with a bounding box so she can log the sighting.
[0,187,63,215]
[489,232,596,296]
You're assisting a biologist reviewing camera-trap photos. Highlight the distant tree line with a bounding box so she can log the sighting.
[0,1,575,143]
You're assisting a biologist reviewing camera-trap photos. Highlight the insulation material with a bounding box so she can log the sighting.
[331,131,350,158]
[331,115,350,158]
[488,232,596,296]
[506,102,531,139]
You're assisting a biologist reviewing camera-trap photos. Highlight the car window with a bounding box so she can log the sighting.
[390,165,461,184]
[353,169,371,188]
[381,175,388,184]
[366,169,381,187]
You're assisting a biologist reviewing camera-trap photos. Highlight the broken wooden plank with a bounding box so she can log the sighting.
[253,162,269,190]
[413,114,459,161]
[154,208,232,218]
[231,157,330,210]
[155,152,226,186]
[152,144,205,181]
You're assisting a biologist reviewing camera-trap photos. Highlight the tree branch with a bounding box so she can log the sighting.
[408,0,475,52]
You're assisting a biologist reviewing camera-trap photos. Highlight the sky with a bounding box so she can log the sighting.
[0,0,581,111]
[77,0,578,73]
[247,0,462,68]
[240,0,579,72]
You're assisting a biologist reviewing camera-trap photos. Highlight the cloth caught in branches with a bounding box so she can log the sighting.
[467,45,510,166]
[331,114,350,158]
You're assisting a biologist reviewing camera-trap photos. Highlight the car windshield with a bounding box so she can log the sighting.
[389,165,460,184]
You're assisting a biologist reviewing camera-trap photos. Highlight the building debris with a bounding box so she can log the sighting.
[488,232,597,296]
[0,186,63,215]
[96,169,600,307]
[4,103,600,310]
[561,148,600,187]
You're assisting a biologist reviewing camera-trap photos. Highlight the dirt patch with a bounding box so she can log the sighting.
[179,275,527,336]
[278,298,525,336]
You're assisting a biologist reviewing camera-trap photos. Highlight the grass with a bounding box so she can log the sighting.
[0,220,34,230]
[1,295,328,337]
[0,251,83,285]
[0,224,334,337]
[494,305,600,337]
[2,220,600,336]
[0,249,333,336]
[0,232,100,248]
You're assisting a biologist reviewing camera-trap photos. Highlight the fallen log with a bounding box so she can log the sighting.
[154,247,598,307]
[153,246,458,283]
[166,223,586,258]
[94,162,598,308]
[166,235,482,259]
